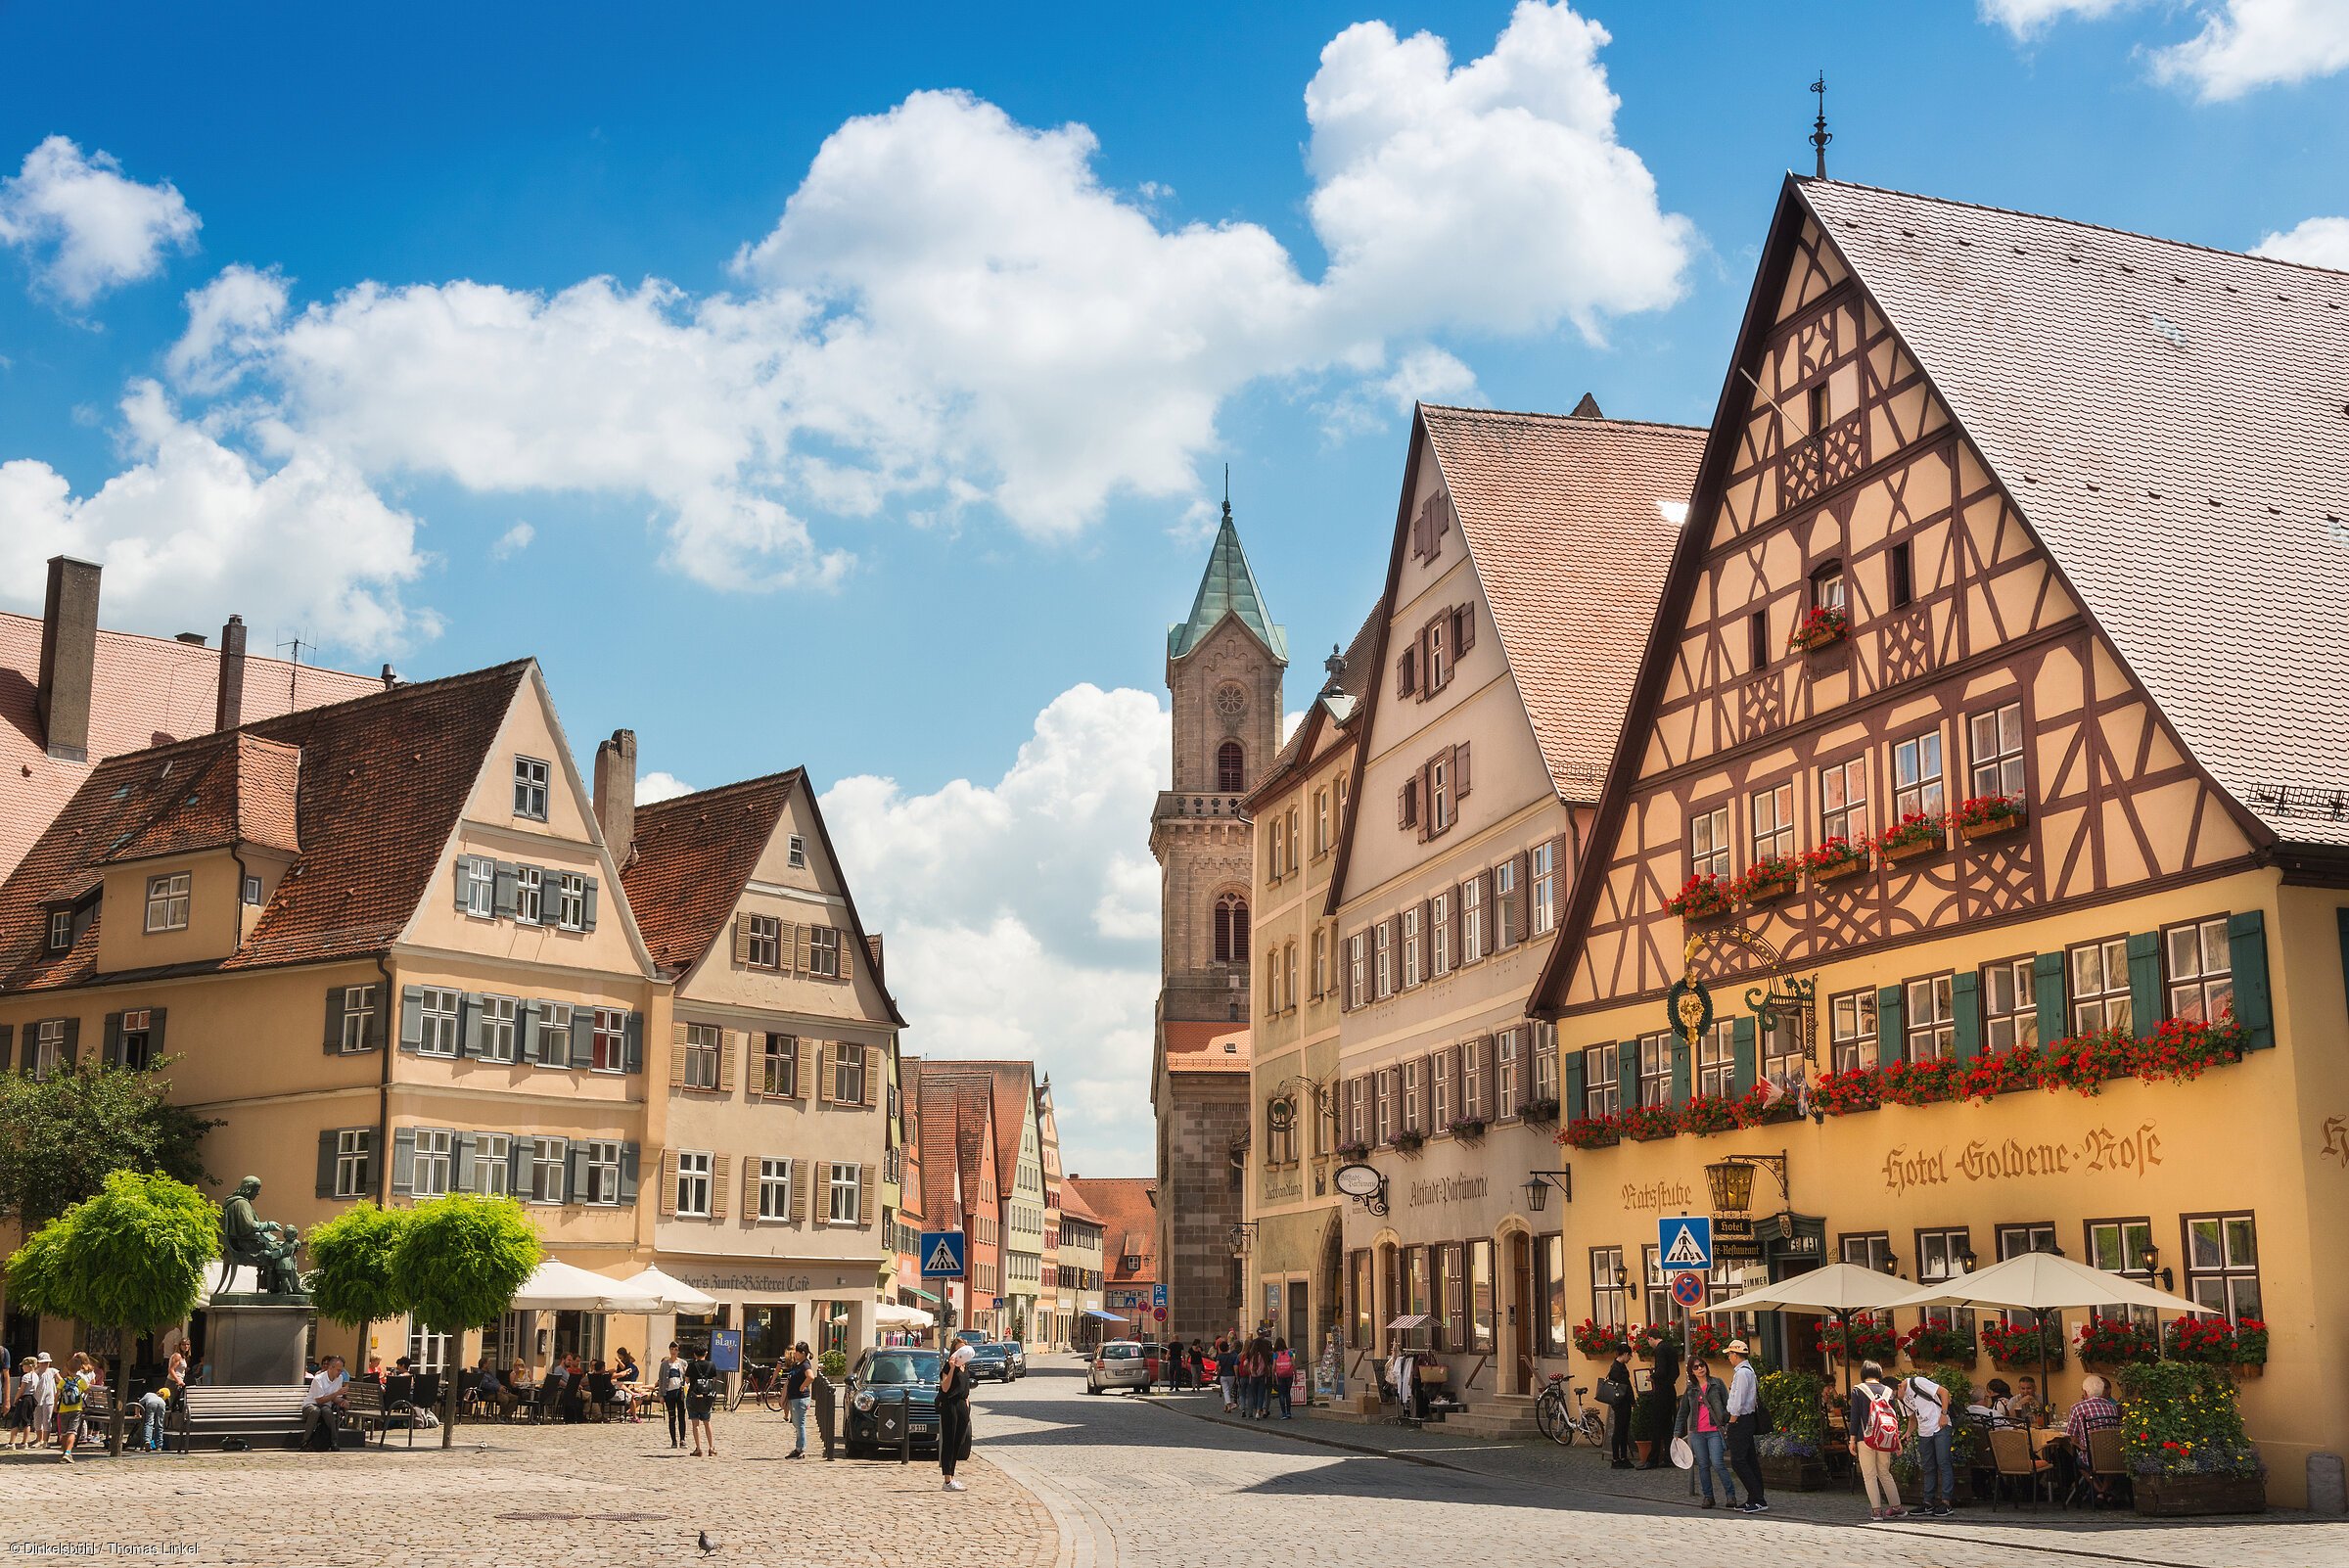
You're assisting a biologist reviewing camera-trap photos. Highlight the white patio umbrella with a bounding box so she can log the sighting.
[875,1301,937,1328]
[619,1266,718,1314]
[1884,1249,2210,1401]
[1700,1262,1917,1398]
[508,1258,667,1314]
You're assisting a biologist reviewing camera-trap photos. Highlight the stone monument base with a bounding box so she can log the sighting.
[206,1300,312,1385]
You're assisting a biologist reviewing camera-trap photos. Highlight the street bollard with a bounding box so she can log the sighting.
[814,1374,838,1460]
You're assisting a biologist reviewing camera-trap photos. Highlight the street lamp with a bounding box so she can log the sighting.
[2143,1241,2175,1292]
[1228,1222,1260,1257]
[1521,1170,1573,1212]
[1702,1151,1789,1215]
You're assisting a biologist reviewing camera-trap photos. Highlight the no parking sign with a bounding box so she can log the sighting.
[1670,1271,1706,1311]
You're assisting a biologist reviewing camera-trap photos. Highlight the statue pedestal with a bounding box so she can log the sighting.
[206,1298,312,1386]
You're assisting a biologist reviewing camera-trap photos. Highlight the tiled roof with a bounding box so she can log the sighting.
[0,612,377,880]
[913,1064,999,1235]
[1168,501,1288,663]
[1054,1181,1104,1225]
[0,662,530,992]
[620,772,799,975]
[1420,404,1703,801]
[1162,1020,1250,1072]
[1250,603,1379,806]
[95,734,302,865]
[1062,1176,1156,1282]
[918,1060,1036,1205]
[1796,179,2349,845]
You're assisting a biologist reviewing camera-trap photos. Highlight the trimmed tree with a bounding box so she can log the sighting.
[0,1059,217,1227]
[391,1193,541,1447]
[304,1203,412,1329]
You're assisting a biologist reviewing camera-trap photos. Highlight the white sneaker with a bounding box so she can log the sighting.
[944,1479,966,1492]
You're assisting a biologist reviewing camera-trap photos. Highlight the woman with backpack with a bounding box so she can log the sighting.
[1848,1360,1908,1521]
[1599,1354,1635,1467]
[684,1344,719,1457]
[1270,1339,1295,1419]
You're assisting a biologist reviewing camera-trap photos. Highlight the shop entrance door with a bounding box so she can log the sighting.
[1286,1277,1309,1353]
[1508,1234,1534,1395]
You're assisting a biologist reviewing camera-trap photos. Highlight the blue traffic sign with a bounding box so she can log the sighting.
[1658,1216,1712,1271]
[1152,1283,1168,1309]
[920,1230,968,1277]
[1670,1271,1707,1311]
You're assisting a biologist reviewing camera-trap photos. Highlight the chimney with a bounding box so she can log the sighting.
[593,728,638,862]
[214,615,248,732]
[35,555,101,761]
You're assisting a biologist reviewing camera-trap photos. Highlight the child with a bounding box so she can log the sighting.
[31,1354,58,1450]
[56,1354,92,1463]
[6,1357,33,1449]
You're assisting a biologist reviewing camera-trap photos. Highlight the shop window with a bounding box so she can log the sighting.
[2182,1213,2262,1321]
[2069,936,2133,1033]
[1904,973,1956,1062]
[1405,1246,1432,1319]
[2164,915,2234,1023]
[1437,1243,1465,1353]
[1983,956,2038,1051]
[1589,1245,1628,1327]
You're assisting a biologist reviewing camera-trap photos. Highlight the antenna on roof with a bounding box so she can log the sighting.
[1809,73,1832,179]
[277,634,307,706]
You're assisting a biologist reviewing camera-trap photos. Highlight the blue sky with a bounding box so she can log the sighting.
[5,0,2345,1171]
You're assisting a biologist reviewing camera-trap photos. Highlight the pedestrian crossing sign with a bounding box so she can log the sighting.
[921,1230,968,1277]
[1659,1217,1712,1270]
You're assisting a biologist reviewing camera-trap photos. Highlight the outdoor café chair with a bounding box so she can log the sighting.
[1988,1425,2052,1508]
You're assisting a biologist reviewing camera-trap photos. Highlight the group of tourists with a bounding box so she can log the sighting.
[3,1341,191,1461]
[1211,1331,1295,1419]
[1596,1335,1774,1513]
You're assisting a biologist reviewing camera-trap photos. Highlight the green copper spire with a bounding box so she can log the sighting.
[1168,492,1288,663]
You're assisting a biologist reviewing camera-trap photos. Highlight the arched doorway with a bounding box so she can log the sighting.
[1496,1217,1536,1396]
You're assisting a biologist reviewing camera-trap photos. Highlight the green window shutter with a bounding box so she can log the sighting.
[398,985,425,1051]
[1876,986,1904,1065]
[315,1130,340,1199]
[1669,1033,1691,1104]
[1564,1050,1587,1120]
[2033,952,2067,1045]
[520,1002,545,1064]
[1952,972,1983,1061]
[324,987,346,1054]
[102,1012,123,1067]
[2230,910,2274,1050]
[392,1127,417,1196]
[2126,932,2161,1036]
[1730,1016,1757,1096]
[566,1144,590,1204]
[1616,1040,1640,1108]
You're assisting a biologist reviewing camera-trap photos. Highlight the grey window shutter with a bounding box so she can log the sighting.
[149,1007,167,1056]
[324,988,347,1054]
[315,1130,340,1199]
[493,861,518,918]
[510,1136,534,1196]
[452,1131,477,1194]
[521,1002,544,1064]
[461,993,484,1056]
[0,1028,12,1076]
[567,1144,589,1203]
[537,866,561,925]
[623,1012,643,1073]
[453,856,473,911]
[60,1017,77,1066]
[102,1012,123,1067]
[571,1007,595,1065]
[398,985,425,1051]
[392,1127,417,1196]
[620,1142,640,1205]
[582,877,598,932]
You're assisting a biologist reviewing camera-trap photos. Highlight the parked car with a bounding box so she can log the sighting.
[953,1328,990,1348]
[1086,1340,1152,1395]
[968,1343,1018,1382]
[1002,1341,1028,1377]
[844,1347,941,1455]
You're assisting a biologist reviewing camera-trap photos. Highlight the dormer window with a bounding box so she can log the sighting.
[242,875,264,906]
[145,872,190,934]
[47,911,72,951]
[513,757,550,821]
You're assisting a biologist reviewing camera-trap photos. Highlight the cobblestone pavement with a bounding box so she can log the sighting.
[0,1404,1056,1568]
[981,1361,2349,1568]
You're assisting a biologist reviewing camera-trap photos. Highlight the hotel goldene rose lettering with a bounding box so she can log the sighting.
[1408,1174,1490,1209]
[1882,1121,2164,1197]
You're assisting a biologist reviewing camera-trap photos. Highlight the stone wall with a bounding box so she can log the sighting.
[1157,1069,1250,1344]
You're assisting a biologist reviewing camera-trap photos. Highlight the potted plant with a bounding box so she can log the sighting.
[2233,1318,2269,1378]
[1954,793,2028,843]
[1900,1320,1978,1366]
[1558,1114,1619,1150]
[2074,1315,2161,1371]
[1521,1096,1560,1126]
[1732,853,1800,906]
[1816,1313,1899,1364]
[1786,604,1850,652]
[1571,1318,1632,1360]
[1618,1103,1680,1143]
[1387,1129,1425,1157]
[1980,1316,2066,1371]
[1803,834,1870,885]
[1445,1116,1487,1143]
[1334,1138,1372,1162]
[1756,1368,1830,1491]
[1630,1321,1682,1361]
[2119,1362,2267,1515]
[1663,871,1733,921]
[1874,810,1947,865]
[1629,1383,1676,1464]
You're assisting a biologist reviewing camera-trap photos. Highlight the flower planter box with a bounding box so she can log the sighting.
[1810,855,1869,886]
[1760,1455,1831,1493]
[2132,1474,2266,1517]
[1677,902,1734,926]
[1882,832,1947,865]
[1960,813,2027,844]
[1626,1124,1679,1143]
[2234,1363,2265,1380]
[1741,876,1796,906]
[1564,1130,1620,1151]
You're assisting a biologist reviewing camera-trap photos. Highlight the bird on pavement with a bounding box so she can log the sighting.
[698,1530,718,1555]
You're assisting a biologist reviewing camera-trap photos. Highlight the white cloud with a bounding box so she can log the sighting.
[2255,215,2349,268]
[1979,0,2140,38]
[819,683,1170,1171]
[0,382,430,655]
[2150,0,2349,99]
[490,522,535,560]
[0,136,199,307]
[637,770,697,804]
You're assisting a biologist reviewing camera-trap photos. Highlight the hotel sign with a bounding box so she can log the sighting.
[1881,1121,2164,1197]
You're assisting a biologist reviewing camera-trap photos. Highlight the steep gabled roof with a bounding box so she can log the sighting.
[1795,178,2349,846]
[1063,1176,1156,1282]
[620,771,799,974]
[917,1060,1036,1205]
[0,662,530,991]
[1169,501,1288,663]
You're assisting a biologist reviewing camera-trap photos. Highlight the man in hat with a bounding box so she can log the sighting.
[1723,1339,1769,1512]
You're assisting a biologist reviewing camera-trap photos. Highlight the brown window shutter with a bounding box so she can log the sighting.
[718,1030,737,1091]
[816,1040,833,1103]
[1416,899,1433,966]
[746,1034,765,1101]
[778,920,799,974]
[797,1038,815,1099]
[1397,646,1416,698]
[669,1020,689,1090]
[862,1049,881,1109]
[743,1157,760,1221]
[732,914,752,966]
[660,1149,677,1218]
[796,924,814,973]
[1454,742,1472,800]
[790,1159,809,1222]
[711,1154,731,1220]
[1397,781,1414,830]
[1476,1036,1497,1119]
[836,934,852,985]
[1454,602,1475,654]
[857,1163,875,1225]
[1503,852,1530,945]
[1416,765,1432,842]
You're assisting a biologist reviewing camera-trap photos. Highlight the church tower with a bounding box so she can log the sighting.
[1150,494,1285,1344]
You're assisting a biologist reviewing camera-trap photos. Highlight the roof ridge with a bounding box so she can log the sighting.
[0,609,386,669]
[1419,402,1708,438]
[632,768,806,816]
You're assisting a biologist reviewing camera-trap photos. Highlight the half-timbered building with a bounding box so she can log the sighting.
[1529,176,2349,1504]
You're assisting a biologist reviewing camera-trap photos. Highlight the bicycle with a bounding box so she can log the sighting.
[1535,1372,1607,1448]
[728,1360,787,1414]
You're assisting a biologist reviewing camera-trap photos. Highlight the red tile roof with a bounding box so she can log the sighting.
[1062,1176,1156,1283]
[0,612,377,880]
[1162,1020,1251,1072]
[1420,404,1702,800]
[619,772,799,976]
[917,1060,1036,1204]
[0,662,530,992]
[95,734,302,865]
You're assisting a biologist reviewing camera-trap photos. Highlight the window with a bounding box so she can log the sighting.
[418,988,461,1057]
[683,1024,721,1090]
[759,1158,793,1221]
[1347,932,1366,1007]
[807,925,843,977]
[592,1008,629,1073]
[333,1130,373,1198]
[144,871,190,933]
[1957,957,2032,1056]
[1214,895,1250,964]
[1889,540,1914,609]
[828,1162,862,1224]
[461,857,493,916]
[1427,753,1452,836]
[527,1135,566,1203]
[1495,859,1518,947]
[1748,609,1769,673]
[1830,989,1877,1073]
[47,910,71,951]
[1892,729,1946,821]
[739,913,782,969]
[1807,381,1830,438]
[580,1139,622,1205]
[557,873,586,930]
[1217,742,1245,793]
[1904,973,1955,1062]
[1346,1077,1368,1146]
[1436,1241,1465,1352]
[676,1151,712,1218]
[1285,944,1298,1011]
[1374,921,1393,999]
[513,757,549,820]
[788,834,807,868]
[1402,907,1422,988]
[2069,936,2133,1033]
[1637,1031,1672,1108]
[1539,1234,1568,1355]
[413,1128,453,1197]
[2165,915,2233,1023]
[1335,774,1349,839]
[2182,1213,2261,1320]
[1583,1043,1618,1119]
[1374,1069,1396,1144]
[1819,757,1868,845]
[1696,1019,1734,1097]
[242,874,263,906]
[1997,1222,2060,1327]
[1531,841,1557,935]
[1813,561,1847,613]
[1460,878,1484,964]
[1589,1245,1628,1327]
[1269,815,1287,879]
[1430,893,1451,976]
[1533,1023,1559,1106]
[833,1041,867,1104]
[1915,1227,1975,1330]
[1760,1014,1805,1084]
[514,866,542,925]
[1402,1057,1423,1132]
[762,1033,798,1095]
[1312,929,1329,998]
[1431,1049,1454,1130]
[1461,1040,1486,1121]
[2085,1217,2156,1329]
[474,1132,512,1195]
[1425,617,1449,693]
[1968,702,2026,801]
[479,994,520,1063]
[1487,1031,1516,1119]
[534,1001,572,1066]
[1689,805,1731,881]
[1840,1231,1893,1272]
[1643,1244,1668,1324]
[339,986,376,1053]
[1749,781,1795,864]
[1314,789,1331,856]
[408,1323,452,1376]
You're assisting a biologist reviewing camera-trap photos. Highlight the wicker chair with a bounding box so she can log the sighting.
[2084,1424,2132,1507]
[1988,1425,2052,1508]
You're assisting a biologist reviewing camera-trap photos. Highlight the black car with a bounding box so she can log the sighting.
[969,1343,1018,1382]
[844,1348,942,1456]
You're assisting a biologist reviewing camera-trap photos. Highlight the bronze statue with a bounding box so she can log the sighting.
[218,1176,305,1298]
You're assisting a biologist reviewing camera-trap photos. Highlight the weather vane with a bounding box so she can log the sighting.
[1810,73,1832,179]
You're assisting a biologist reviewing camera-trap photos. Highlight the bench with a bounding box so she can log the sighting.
[174,1385,330,1452]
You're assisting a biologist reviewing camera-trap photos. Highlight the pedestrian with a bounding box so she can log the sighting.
[938,1344,975,1493]
[30,1354,57,1450]
[685,1344,719,1457]
[1722,1339,1769,1513]
[1900,1366,1954,1514]
[783,1342,814,1458]
[1187,1340,1205,1394]
[1217,1336,1236,1411]
[1848,1360,1908,1521]
[56,1353,97,1464]
[1600,1353,1634,1467]
[1641,1331,1682,1468]
[6,1356,33,1450]
[1673,1357,1737,1508]
[659,1341,689,1449]
[1271,1339,1295,1419]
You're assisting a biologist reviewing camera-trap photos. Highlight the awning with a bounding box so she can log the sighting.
[509,1259,667,1314]
[875,1302,937,1328]
[902,1287,942,1304]
[619,1266,718,1313]
[1386,1314,1432,1329]
[1083,1309,1128,1323]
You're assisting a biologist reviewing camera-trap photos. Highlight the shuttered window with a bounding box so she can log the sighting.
[1430,893,1451,977]
[832,1043,867,1104]
[1581,1044,1616,1119]
[579,1139,622,1205]
[1636,1032,1672,1108]
[473,1132,512,1194]
[556,873,587,930]
[2069,936,2133,1033]
[592,1008,628,1073]
[1402,907,1422,988]
[748,915,782,969]
[1697,1020,1735,1096]
[2163,915,2233,1023]
[1530,841,1557,935]
[683,1024,721,1090]
[1829,989,1877,1072]
[1984,957,2038,1050]
[1461,878,1483,963]
[333,1130,373,1199]
[762,1034,798,1096]
[676,1151,713,1217]
[479,994,520,1063]
[513,866,543,925]
[530,1136,568,1203]
[759,1159,793,1221]
[1374,923,1393,998]
[459,856,494,916]
[827,1162,861,1224]
[413,1129,454,1197]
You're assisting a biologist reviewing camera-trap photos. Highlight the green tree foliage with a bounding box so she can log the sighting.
[3,1215,72,1319]
[392,1193,540,1333]
[0,1060,217,1226]
[4,1171,215,1333]
[305,1203,413,1328]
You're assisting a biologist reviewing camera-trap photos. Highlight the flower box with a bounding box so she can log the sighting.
[1571,1319,1632,1358]
[1883,830,1946,864]
[1960,810,2027,844]
[1445,1118,1487,1143]
[1663,873,1734,922]
[1521,1097,1560,1126]
[2133,1474,2267,1517]
[1387,1130,1425,1157]
[1741,874,1796,906]
[1810,853,1868,885]
[1559,1115,1619,1150]
[1335,1140,1372,1162]
[1760,1454,1831,1492]
[1787,605,1850,653]
[1955,794,2028,844]
[1619,1107,1680,1143]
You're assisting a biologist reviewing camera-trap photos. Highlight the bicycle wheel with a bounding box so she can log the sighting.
[1534,1391,1561,1443]
[1576,1411,1607,1449]
[761,1386,788,1413]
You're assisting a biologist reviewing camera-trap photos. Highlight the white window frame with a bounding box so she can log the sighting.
[241,874,263,906]
[535,1001,572,1065]
[34,1019,64,1078]
[528,1135,567,1203]
[514,866,542,926]
[759,1158,792,1222]
[1348,933,1366,1006]
[513,757,550,820]
[419,988,461,1057]
[461,857,494,917]
[557,872,586,931]
[1497,1030,1522,1119]
[833,1042,867,1104]
[592,1008,628,1074]
[1830,989,1878,1073]
[145,871,190,934]
[1967,702,2027,801]
[1402,907,1422,989]
[48,910,72,950]
[748,915,782,969]
[333,1130,373,1199]
[1689,806,1731,882]
[1429,755,1451,835]
[762,1033,798,1096]
[1533,1023,1559,1105]
[1531,842,1557,935]
[1985,957,2038,1051]
[1697,1019,1735,1097]
[1893,729,1946,821]
[1583,1044,1619,1119]
[581,1139,622,1205]
[827,1162,861,1224]
[808,926,842,978]
[1495,859,1519,946]
[787,834,807,868]
[2164,915,2233,1024]
[2069,936,2133,1034]
[675,1151,712,1218]
[1461,879,1483,963]
[480,994,520,1064]
[1374,923,1393,999]
[1430,893,1451,977]
[475,1132,512,1195]
[1904,973,1956,1062]
[413,1128,453,1197]
[683,1024,721,1091]
[339,986,376,1053]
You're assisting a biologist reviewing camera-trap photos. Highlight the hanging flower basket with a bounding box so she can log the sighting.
[1955,794,2029,843]
[1732,853,1800,907]
[1803,837,1870,885]
[1387,1130,1426,1157]
[1875,812,1948,865]
[1445,1117,1487,1143]
[1787,605,1850,652]
[1663,872,1733,922]
[1335,1139,1372,1162]
[1559,1116,1619,1150]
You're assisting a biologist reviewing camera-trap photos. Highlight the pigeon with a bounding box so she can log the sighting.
[697,1531,718,1556]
